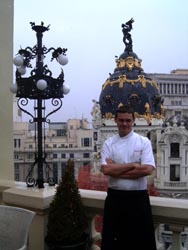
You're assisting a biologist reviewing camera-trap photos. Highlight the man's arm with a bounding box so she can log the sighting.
[101,159,154,179]
[119,164,154,179]
[101,159,135,177]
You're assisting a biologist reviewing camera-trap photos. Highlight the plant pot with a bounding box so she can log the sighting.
[47,234,91,250]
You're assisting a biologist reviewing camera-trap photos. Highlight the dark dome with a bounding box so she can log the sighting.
[99,51,164,122]
[99,20,164,123]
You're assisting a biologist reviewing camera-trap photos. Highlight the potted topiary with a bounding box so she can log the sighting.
[45,159,90,250]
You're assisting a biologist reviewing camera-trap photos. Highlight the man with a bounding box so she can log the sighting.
[100,105,157,250]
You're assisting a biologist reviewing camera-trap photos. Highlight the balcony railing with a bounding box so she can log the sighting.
[1,180,188,250]
[164,181,187,188]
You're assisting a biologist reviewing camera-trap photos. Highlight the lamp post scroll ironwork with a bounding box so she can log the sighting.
[11,22,70,188]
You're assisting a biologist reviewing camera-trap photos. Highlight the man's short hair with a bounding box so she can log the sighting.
[115,105,135,118]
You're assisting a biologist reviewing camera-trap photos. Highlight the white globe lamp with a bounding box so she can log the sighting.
[63,84,70,94]
[57,54,68,66]
[13,55,24,67]
[36,79,47,90]
[10,83,18,94]
[18,66,26,75]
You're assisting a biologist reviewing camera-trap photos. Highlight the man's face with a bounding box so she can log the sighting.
[115,112,135,137]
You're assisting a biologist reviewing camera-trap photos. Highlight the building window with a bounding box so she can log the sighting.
[27,153,33,160]
[167,83,170,93]
[83,153,90,158]
[159,83,163,94]
[53,144,57,148]
[81,138,92,147]
[186,84,188,94]
[14,154,19,160]
[175,84,177,93]
[29,144,33,149]
[70,153,74,159]
[53,153,58,159]
[14,139,21,148]
[179,84,181,93]
[57,129,66,136]
[93,132,98,141]
[170,164,180,181]
[182,84,185,93]
[61,153,66,158]
[170,143,179,158]
[163,83,166,94]
[171,84,173,94]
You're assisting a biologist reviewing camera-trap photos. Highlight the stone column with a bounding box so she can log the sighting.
[0,0,14,181]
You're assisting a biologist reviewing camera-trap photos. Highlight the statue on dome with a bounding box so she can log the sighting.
[121,18,134,52]
[91,99,101,120]
[91,99,102,129]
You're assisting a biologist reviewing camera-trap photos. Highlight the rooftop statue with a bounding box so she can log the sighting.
[121,18,134,52]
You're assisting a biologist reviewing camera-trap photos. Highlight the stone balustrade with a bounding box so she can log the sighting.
[1,180,188,250]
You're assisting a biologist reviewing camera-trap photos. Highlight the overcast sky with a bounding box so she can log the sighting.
[14,0,188,124]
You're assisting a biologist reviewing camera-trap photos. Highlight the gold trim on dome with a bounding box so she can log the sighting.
[135,112,165,124]
[102,75,158,90]
[119,75,126,88]
[145,102,151,114]
[118,103,124,108]
[160,104,164,116]
[115,56,142,71]
[103,108,165,124]
[103,112,113,119]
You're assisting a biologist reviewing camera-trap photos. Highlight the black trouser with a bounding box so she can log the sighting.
[101,188,157,250]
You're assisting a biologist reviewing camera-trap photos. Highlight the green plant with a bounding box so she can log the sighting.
[45,159,88,246]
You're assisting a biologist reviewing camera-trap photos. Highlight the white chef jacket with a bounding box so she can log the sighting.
[101,130,156,190]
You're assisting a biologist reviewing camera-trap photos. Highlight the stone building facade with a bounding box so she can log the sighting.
[13,118,95,184]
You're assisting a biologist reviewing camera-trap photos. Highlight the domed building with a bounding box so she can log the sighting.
[99,18,164,125]
[91,19,188,198]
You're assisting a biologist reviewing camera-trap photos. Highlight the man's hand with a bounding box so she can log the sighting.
[106,158,114,164]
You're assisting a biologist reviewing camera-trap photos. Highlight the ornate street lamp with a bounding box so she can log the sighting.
[11,22,70,188]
